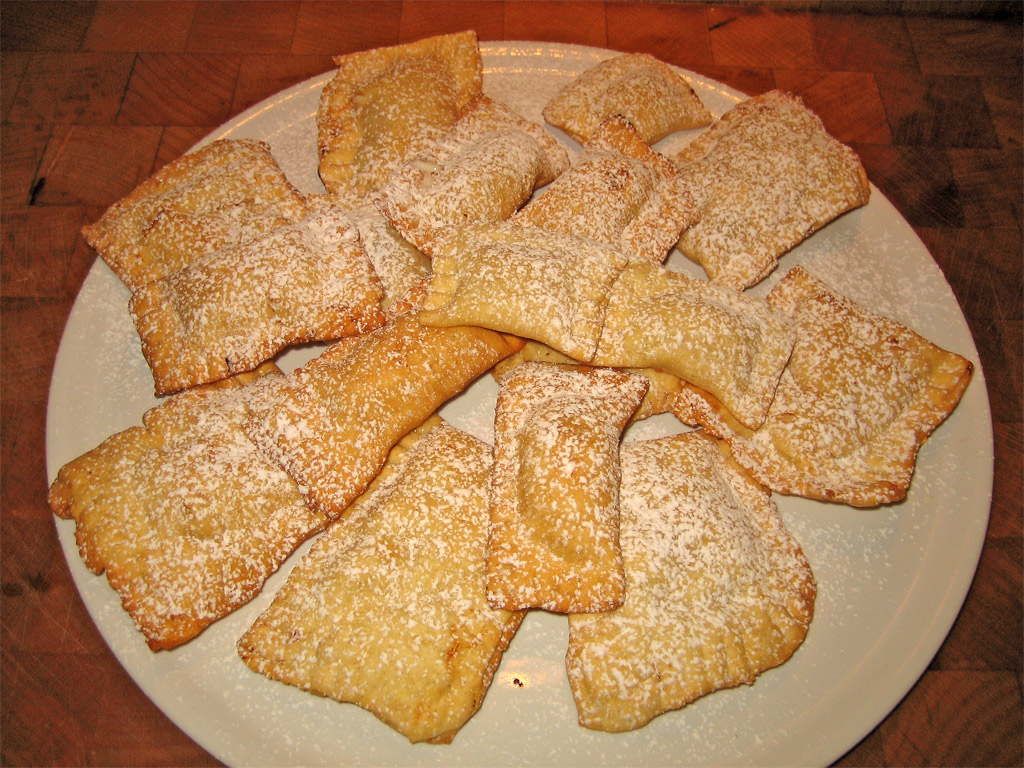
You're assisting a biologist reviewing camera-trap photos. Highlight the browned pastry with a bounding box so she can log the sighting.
[129,207,386,396]
[566,430,816,732]
[590,261,795,430]
[486,363,649,613]
[82,139,308,292]
[48,364,329,651]
[243,313,524,521]
[377,94,570,253]
[671,266,974,506]
[317,30,483,195]
[514,115,696,263]
[674,90,871,290]
[238,419,525,744]
[542,52,713,145]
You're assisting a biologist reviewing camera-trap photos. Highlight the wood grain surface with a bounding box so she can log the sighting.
[2,2,1020,766]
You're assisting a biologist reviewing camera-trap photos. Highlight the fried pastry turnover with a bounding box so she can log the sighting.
[82,139,308,292]
[487,363,649,613]
[129,206,385,395]
[317,30,483,195]
[238,419,524,744]
[566,431,816,732]
[671,266,973,507]
[674,90,871,290]
[48,364,328,651]
[512,115,696,263]
[542,52,713,145]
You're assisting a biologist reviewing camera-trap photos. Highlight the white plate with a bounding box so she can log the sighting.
[46,43,993,767]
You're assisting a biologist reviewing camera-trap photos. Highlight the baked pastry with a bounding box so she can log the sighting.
[417,222,629,362]
[486,363,648,613]
[590,261,795,430]
[674,90,871,290]
[671,266,974,507]
[565,431,816,732]
[513,115,697,263]
[129,207,386,396]
[317,30,482,195]
[377,94,570,253]
[48,364,328,651]
[542,52,712,145]
[82,139,308,292]
[238,419,524,744]
[243,313,524,520]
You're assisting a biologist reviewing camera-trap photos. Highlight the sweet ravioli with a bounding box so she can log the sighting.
[239,419,524,744]
[82,138,308,292]
[674,90,871,290]
[671,266,973,506]
[513,115,697,264]
[487,363,649,613]
[591,261,795,430]
[417,222,629,362]
[543,52,713,145]
[48,364,328,651]
[566,431,816,732]
[129,206,386,396]
[317,30,483,195]
[377,94,570,253]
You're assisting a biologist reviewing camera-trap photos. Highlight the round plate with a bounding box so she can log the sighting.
[45,42,993,767]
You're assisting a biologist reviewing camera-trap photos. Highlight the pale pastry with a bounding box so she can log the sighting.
[591,261,795,430]
[513,115,697,263]
[542,52,713,145]
[317,30,482,195]
[674,90,871,290]
[47,364,328,651]
[566,431,816,732]
[129,207,386,396]
[82,139,308,292]
[487,363,649,613]
[671,266,974,507]
[377,94,570,253]
[238,419,524,744]
[243,313,524,520]
[417,222,629,362]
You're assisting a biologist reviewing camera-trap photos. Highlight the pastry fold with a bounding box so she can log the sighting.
[671,266,974,506]
[48,364,327,651]
[238,419,524,744]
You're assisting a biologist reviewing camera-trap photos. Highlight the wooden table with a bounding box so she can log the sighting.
[2,2,1020,765]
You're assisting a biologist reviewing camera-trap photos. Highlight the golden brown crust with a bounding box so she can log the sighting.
[317,30,482,195]
[82,139,309,292]
[238,420,524,744]
[486,363,648,613]
[566,431,816,732]
[671,266,974,506]
[128,208,386,396]
[543,52,713,145]
[47,364,328,651]
[674,90,871,290]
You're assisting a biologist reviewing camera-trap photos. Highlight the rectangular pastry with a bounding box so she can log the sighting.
[566,431,816,732]
[674,90,871,290]
[238,419,524,744]
[82,138,309,292]
[543,52,712,145]
[671,266,974,507]
[47,364,329,651]
[317,30,482,195]
[590,261,795,430]
[377,94,569,253]
[513,115,697,264]
[129,206,386,395]
[243,312,524,521]
[486,362,649,613]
